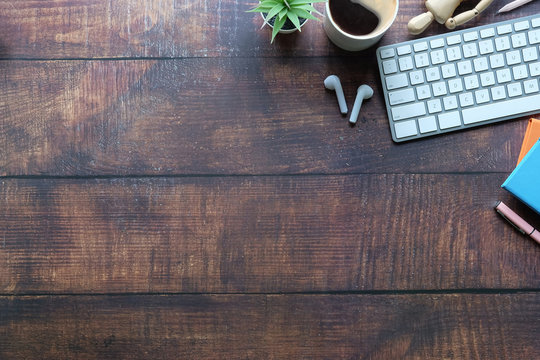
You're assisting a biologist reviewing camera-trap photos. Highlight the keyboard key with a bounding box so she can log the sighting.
[474,89,490,104]
[389,88,416,106]
[511,33,527,48]
[473,57,488,72]
[497,24,512,35]
[480,28,495,38]
[426,68,441,82]
[491,86,506,101]
[528,29,540,45]
[427,99,442,113]
[438,111,462,129]
[430,50,445,65]
[399,56,414,71]
[514,20,530,32]
[457,60,472,75]
[418,116,438,133]
[495,36,510,51]
[397,45,412,55]
[441,64,457,79]
[478,39,494,55]
[522,47,539,62]
[459,92,474,107]
[446,46,462,61]
[409,70,425,85]
[391,102,426,121]
[443,95,458,110]
[447,34,461,45]
[530,62,540,76]
[464,75,479,90]
[463,43,478,58]
[507,83,523,97]
[506,50,522,65]
[489,54,505,69]
[380,48,395,59]
[448,78,463,93]
[416,85,432,100]
[430,38,445,49]
[394,120,418,138]
[480,72,495,87]
[463,94,540,124]
[413,41,428,52]
[496,68,512,83]
[432,82,447,97]
[414,53,430,68]
[385,73,408,90]
[524,79,540,94]
[533,17,540,28]
[463,31,478,42]
[512,64,528,80]
[383,59,398,74]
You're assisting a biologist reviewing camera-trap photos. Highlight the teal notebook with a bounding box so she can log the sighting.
[502,140,540,215]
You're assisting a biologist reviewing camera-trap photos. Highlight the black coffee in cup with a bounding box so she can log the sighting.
[329,0,380,36]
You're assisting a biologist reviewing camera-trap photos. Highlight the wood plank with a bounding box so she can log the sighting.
[1,293,539,359]
[0,59,527,176]
[0,0,539,58]
[1,175,539,294]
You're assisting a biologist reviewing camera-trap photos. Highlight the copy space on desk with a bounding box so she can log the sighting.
[517,118,540,164]
[503,139,540,215]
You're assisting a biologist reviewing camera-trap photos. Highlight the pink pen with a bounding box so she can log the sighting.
[495,201,540,245]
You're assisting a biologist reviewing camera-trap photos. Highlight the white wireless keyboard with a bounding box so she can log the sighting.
[377,14,540,142]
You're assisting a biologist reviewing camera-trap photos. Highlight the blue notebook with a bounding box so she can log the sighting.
[502,140,540,215]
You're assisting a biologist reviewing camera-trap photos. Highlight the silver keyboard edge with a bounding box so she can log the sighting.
[377,14,540,143]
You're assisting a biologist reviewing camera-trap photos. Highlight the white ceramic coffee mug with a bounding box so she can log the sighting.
[324,0,399,51]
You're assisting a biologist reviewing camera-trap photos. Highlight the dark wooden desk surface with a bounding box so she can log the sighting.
[1,0,539,358]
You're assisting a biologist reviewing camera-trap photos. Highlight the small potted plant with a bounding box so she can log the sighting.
[248,0,326,43]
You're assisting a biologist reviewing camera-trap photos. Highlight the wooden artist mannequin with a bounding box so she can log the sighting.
[408,0,494,35]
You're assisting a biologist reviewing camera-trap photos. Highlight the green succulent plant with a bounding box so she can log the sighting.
[248,0,327,43]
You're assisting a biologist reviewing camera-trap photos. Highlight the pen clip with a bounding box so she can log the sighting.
[496,209,526,235]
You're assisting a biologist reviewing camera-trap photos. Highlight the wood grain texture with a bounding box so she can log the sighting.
[2,1,540,358]
[1,175,539,294]
[1,293,539,359]
[0,59,528,176]
[0,0,539,59]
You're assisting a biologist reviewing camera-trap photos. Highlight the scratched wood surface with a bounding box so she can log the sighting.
[1,0,540,358]
[1,175,539,294]
[0,0,537,58]
[0,58,528,176]
[1,294,539,359]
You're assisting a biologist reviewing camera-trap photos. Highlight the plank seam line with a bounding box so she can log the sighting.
[0,172,511,180]
[0,55,364,61]
[2,289,539,297]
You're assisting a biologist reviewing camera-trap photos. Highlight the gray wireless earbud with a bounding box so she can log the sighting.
[324,75,348,115]
[349,84,374,124]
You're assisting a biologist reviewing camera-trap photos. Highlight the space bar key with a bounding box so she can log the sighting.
[462,94,540,125]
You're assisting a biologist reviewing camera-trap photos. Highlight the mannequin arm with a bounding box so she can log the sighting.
[408,11,435,35]
[445,0,494,29]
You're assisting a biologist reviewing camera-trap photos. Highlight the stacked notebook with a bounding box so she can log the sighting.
[502,118,540,215]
